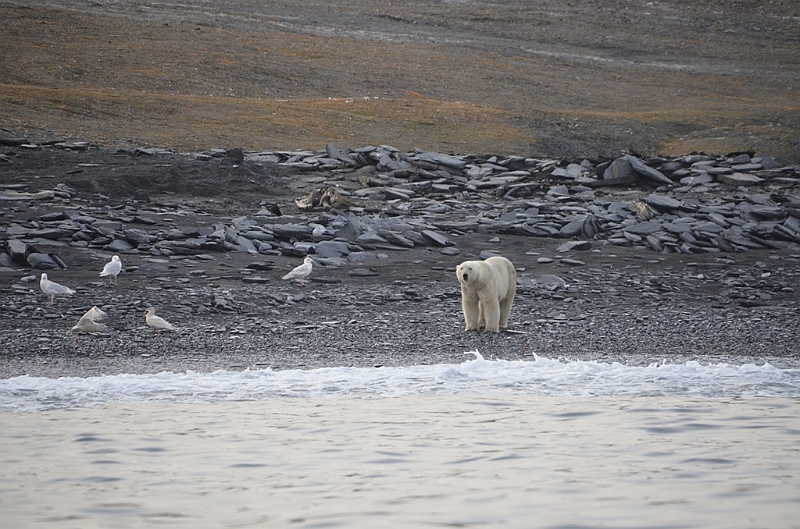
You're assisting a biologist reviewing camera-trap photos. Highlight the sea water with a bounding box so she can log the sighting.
[1,353,799,528]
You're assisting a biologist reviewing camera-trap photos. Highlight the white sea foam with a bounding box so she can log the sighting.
[2,352,798,412]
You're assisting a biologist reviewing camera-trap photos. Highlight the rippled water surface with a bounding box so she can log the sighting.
[1,356,799,528]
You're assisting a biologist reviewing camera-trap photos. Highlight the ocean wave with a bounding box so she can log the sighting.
[2,352,798,412]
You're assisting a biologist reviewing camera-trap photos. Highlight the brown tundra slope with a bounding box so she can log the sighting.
[0,0,798,161]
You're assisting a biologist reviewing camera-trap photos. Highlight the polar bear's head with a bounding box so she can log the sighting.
[456,261,482,287]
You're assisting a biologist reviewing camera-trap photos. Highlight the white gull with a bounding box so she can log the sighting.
[99,255,123,285]
[145,307,177,331]
[40,273,75,305]
[282,256,314,286]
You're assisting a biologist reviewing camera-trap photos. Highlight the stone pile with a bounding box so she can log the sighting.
[1,143,799,271]
[257,144,800,256]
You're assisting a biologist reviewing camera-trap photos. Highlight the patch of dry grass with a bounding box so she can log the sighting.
[1,2,797,159]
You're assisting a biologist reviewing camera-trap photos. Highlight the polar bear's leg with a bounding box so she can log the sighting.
[461,286,482,331]
[480,292,501,332]
[498,290,515,328]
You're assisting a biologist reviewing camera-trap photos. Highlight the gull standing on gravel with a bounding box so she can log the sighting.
[40,273,75,305]
[282,256,314,285]
[145,307,177,331]
[99,255,123,285]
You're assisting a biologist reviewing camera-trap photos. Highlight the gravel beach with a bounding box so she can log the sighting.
[1,0,798,378]
[1,145,799,378]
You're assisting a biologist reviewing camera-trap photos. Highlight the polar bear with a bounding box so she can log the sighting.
[456,256,516,332]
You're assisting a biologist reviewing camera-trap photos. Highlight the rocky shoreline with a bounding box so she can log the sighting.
[2,141,799,378]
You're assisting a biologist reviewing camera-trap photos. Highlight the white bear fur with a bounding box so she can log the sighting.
[456,256,516,332]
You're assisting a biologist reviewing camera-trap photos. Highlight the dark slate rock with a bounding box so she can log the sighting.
[748,205,786,220]
[163,228,188,240]
[50,254,69,269]
[333,217,363,241]
[646,235,664,252]
[225,148,245,163]
[680,173,714,186]
[28,228,75,239]
[246,261,276,271]
[421,230,452,247]
[729,153,752,164]
[348,251,377,262]
[659,161,685,173]
[401,230,427,246]
[384,159,413,172]
[355,232,388,246]
[432,221,481,232]
[548,185,570,197]
[603,157,635,180]
[556,240,592,252]
[6,239,28,262]
[241,229,275,242]
[158,240,205,254]
[440,247,461,256]
[398,181,433,194]
[348,268,379,277]
[517,224,561,236]
[39,212,67,222]
[0,253,14,267]
[759,155,783,170]
[132,215,158,225]
[582,215,601,238]
[479,250,502,259]
[27,253,59,269]
[326,143,356,166]
[644,194,682,211]
[550,168,577,179]
[123,229,158,245]
[625,156,674,185]
[773,224,800,243]
[224,226,240,244]
[706,212,731,227]
[231,216,253,231]
[731,163,762,172]
[278,246,308,257]
[662,221,693,234]
[92,220,122,235]
[235,236,258,252]
[559,219,584,237]
[380,231,416,248]
[623,221,663,235]
[561,258,586,266]
[706,167,734,175]
[384,188,412,201]
[242,276,270,284]
[415,152,467,170]
[254,241,276,253]
[314,240,351,258]
[717,173,764,186]
[63,210,98,223]
[255,204,282,217]
[272,224,314,241]
[0,137,28,146]
[6,225,30,237]
[723,231,764,249]
[105,238,135,252]
[785,216,800,233]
